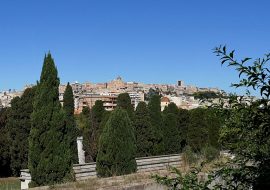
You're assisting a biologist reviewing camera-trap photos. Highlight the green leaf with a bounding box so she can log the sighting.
[241,58,251,64]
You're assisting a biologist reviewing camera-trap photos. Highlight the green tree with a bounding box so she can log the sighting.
[177,108,190,150]
[6,87,35,176]
[82,101,105,162]
[205,108,221,149]
[0,108,12,177]
[116,93,134,120]
[213,46,270,189]
[148,94,164,155]
[163,102,179,115]
[28,53,72,186]
[163,113,181,154]
[96,108,137,177]
[187,108,209,152]
[76,107,91,130]
[79,107,92,162]
[193,91,220,100]
[92,100,105,123]
[63,82,79,164]
[134,102,155,157]
[145,88,160,101]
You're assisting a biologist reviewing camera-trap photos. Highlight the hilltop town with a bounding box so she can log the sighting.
[0,76,224,112]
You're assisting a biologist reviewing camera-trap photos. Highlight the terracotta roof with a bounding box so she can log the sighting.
[161,97,170,103]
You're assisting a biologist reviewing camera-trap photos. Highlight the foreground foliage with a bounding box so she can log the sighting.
[154,46,270,189]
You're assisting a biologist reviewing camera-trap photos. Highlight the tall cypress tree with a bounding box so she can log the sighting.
[63,82,78,164]
[83,101,105,162]
[28,53,72,186]
[148,95,164,155]
[117,93,134,120]
[7,87,35,176]
[134,102,155,157]
[163,113,181,154]
[96,108,137,177]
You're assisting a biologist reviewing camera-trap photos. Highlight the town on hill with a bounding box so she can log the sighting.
[0,77,224,112]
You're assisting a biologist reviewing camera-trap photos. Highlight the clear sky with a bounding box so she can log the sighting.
[0,0,269,94]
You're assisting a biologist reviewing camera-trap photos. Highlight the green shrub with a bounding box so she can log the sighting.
[182,146,198,165]
[202,146,219,162]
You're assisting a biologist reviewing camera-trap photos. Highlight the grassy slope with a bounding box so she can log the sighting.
[0,178,20,190]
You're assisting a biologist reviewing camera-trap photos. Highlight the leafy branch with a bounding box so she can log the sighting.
[213,45,270,98]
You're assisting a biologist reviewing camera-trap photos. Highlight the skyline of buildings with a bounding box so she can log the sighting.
[0,76,223,112]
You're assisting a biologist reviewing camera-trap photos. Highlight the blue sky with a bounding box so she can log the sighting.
[0,0,269,94]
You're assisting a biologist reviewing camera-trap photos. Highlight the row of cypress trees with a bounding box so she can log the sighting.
[81,92,222,177]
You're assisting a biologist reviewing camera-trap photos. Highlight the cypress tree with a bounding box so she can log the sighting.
[163,102,179,115]
[187,108,208,152]
[92,100,105,123]
[28,53,72,186]
[63,82,79,164]
[134,102,155,157]
[116,93,134,120]
[177,108,190,150]
[163,113,181,154]
[96,108,137,177]
[82,101,105,162]
[0,108,12,177]
[148,95,164,155]
[80,107,92,162]
[7,87,35,176]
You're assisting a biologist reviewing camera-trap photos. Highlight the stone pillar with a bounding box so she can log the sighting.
[77,136,85,164]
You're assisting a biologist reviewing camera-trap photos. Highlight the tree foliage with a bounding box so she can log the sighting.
[213,46,270,189]
[177,108,190,151]
[96,108,137,177]
[116,93,134,120]
[148,94,164,155]
[154,46,270,189]
[63,82,79,164]
[134,102,155,157]
[0,108,12,177]
[187,108,209,152]
[163,113,181,154]
[193,91,221,100]
[6,87,35,176]
[163,102,179,115]
[82,101,105,162]
[28,53,72,186]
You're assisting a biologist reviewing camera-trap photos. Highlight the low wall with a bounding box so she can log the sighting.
[73,154,182,180]
[20,154,182,189]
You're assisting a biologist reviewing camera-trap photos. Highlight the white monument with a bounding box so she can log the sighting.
[77,136,85,164]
